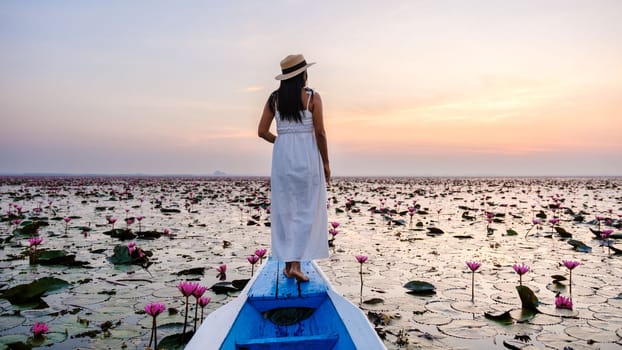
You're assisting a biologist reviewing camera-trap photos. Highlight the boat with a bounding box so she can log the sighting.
[185,258,386,350]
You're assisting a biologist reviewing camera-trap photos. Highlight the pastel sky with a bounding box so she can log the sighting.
[1,0,621,176]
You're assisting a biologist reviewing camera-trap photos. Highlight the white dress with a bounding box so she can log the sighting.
[270,90,329,261]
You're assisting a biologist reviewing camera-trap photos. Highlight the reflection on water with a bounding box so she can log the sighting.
[0,176,621,349]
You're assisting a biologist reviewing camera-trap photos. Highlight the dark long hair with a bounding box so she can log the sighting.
[268,72,307,122]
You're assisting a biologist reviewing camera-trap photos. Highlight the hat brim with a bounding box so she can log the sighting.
[275,62,315,80]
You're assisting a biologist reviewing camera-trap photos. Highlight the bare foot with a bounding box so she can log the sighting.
[283,262,294,278]
[289,269,309,282]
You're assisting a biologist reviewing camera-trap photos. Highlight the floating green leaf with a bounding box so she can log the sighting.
[176,267,205,276]
[567,239,592,253]
[551,275,567,282]
[554,226,572,238]
[516,285,540,311]
[506,229,518,236]
[159,332,192,350]
[0,277,70,307]
[36,250,89,267]
[210,282,239,294]
[427,227,444,234]
[484,310,513,325]
[404,281,436,295]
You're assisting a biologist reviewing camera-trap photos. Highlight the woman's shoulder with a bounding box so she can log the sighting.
[304,87,322,100]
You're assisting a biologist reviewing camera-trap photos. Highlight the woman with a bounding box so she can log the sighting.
[257,54,330,282]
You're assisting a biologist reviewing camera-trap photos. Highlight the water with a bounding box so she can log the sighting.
[0,176,621,349]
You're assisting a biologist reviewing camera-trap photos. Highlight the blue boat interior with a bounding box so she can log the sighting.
[220,259,357,350]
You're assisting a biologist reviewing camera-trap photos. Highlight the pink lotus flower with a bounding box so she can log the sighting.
[513,263,530,275]
[192,285,207,299]
[216,264,227,281]
[145,302,166,349]
[330,221,340,229]
[532,218,542,225]
[562,260,580,270]
[107,216,118,230]
[601,229,614,238]
[247,255,260,265]
[178,281,199,339]
[466,261,481,272]
[355,255,368,304]
[163,228,170,235]
[466,261,481,301]
[135,216,144,232]
[255,248,267,260]
[63,216,72,223]
[513,263,530,286]
[127,241,136,255]
[329,228,339,239]
[563,260,580,295]
[355,255,368,264]
[125,217,134,226]
[555,295,573,310]
[191,285,208,332]
[29,237,43,246]
[197,296,211,323]
[144,302,166,316]
[178,281,199,297]
[549,218,560,225]
[32,322,49,338]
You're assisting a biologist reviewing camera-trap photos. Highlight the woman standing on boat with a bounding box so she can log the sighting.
[258,54,330,282]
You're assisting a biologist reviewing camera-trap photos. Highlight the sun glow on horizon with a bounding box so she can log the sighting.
[1,0,621,176]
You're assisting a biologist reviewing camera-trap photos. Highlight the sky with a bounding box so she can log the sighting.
[1,0,621,176]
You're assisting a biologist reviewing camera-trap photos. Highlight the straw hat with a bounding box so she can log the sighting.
[275,54,315,80]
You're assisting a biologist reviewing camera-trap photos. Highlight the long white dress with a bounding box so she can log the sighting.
[270,90,329,261]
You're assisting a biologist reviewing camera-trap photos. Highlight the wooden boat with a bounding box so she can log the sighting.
[185,258,386,350]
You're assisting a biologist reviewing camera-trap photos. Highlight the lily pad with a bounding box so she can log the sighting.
[231,279,250,290]
[506,229,518,236]
[567,239,592,253]
[404,281,436,295]
[36,250,89,267]
[13,220,49,236]
[136,230,162,239]
[107,245,149,266]
[175,267,205,276]
[551,275,567,282]
[554,226,572,238]
[484,310,513,325]
[158,331,193,350]
[427,227,444,234]
[102,229,136,240]
[0,277,71,307]
[210,282,239,294]
[516,285,540,311]
[363,298,384,305]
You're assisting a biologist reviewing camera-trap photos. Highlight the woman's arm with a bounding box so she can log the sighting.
[258,99,276,143]
[311,92,331,183]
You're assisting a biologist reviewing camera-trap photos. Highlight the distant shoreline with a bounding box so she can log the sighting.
[0,173,620,179]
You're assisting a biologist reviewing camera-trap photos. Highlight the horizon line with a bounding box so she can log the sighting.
[0,172,621,179]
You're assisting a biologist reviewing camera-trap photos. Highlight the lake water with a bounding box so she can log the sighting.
[0,176,621,349]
